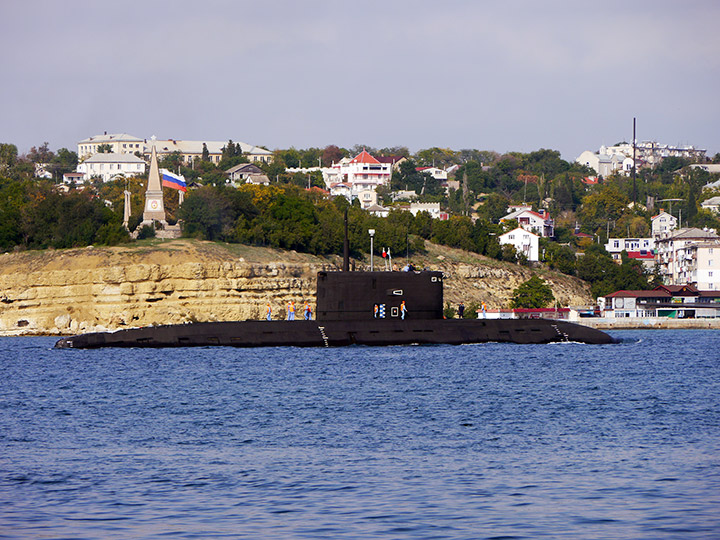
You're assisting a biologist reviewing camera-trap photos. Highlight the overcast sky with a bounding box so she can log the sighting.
[2,0,718,161]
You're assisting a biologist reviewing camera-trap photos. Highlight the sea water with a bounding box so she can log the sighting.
[1,330,719,539]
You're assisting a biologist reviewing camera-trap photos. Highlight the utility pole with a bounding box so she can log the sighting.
[632,117,637,207]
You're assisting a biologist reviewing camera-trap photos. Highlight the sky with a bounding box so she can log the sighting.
[1,0,719,161]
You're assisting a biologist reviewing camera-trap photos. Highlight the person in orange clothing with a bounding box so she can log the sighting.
[400,300,407,320]
[287,301,295,321]
[266,301,272,321]
[304,301,312,320]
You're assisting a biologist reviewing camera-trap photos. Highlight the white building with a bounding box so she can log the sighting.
[655,228,720,286]
[357,189,378,210]
[328,183,353,200]
[366,204,390,218]
[416,167,448,182]
[77,152,146,182]
[323,150,392,200]
[693,164,720,175]
[700,196,720,214]
[651,211,678,238]
[689,242,720,290]
[499,227,540,262]
[226,163,263,183]
[605,237,655,260]
[500,207,554,237]
[147,139,272,165]
[78,133,144,159]
[409,202,448,220]
[78,134,272,165]
[576,150,625,177]
[577,141,706,175]
[62,172,85,185]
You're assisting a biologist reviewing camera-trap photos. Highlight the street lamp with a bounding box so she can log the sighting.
[368,229,375,271]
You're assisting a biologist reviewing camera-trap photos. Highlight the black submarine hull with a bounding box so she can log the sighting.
[54,318,615,348]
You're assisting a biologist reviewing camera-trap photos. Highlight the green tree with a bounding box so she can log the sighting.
[578,184,630,232]
[51,148,78,177]
[179,185,257,241]
[510,275,555,308]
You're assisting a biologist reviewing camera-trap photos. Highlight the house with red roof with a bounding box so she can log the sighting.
[604,237,656,269]
[651,210,677,238]
[322,150,392,201]
[500,207,554,237]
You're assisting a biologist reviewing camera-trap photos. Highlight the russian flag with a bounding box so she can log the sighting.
[160,169,187,192]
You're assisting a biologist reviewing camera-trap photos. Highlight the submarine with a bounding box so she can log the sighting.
[55,267,615,348]
[55,210,615,349]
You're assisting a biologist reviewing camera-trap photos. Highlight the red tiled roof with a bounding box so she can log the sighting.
[654,284,699,295]
[626,251,655,259]
[350,150,380,164]
[699,290,720,298]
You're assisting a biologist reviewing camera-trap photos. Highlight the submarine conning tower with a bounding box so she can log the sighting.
[315,270,444,321]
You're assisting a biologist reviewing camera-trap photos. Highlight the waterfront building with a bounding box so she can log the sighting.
[603,284,720,318]
[654,228,720,288]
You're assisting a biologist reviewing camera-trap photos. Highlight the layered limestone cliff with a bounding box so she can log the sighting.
[0,239,594,335]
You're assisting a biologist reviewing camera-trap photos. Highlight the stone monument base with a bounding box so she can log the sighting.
[132,220,181,239]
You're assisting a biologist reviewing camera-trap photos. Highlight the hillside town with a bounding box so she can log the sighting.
[2,131,720,321]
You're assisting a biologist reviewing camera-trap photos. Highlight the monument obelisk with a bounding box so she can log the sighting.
[141,138,166,225]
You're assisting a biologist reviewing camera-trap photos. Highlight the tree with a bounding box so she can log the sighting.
[477,193,510,223]
[51,148,78,177]
[201,143,210,162]
[27,142,54,163]
[159,151,184,171]
[322,145,346,166]
[179,185,256,241]
[97,144,112,153]
[578,184,630,232]
[510,276,555,309]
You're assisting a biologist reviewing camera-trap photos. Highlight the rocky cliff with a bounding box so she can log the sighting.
[0,239,594,335]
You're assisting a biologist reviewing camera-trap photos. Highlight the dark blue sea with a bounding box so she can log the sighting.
[1,330,719,539]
